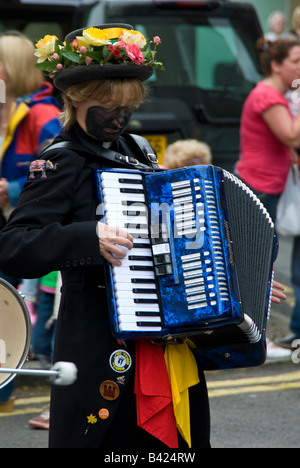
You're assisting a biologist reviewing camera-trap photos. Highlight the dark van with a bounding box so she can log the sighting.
[0,0,263,169]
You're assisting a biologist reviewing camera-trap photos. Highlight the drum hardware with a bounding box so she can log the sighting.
[0,361,78,386]
[0,278,77,389]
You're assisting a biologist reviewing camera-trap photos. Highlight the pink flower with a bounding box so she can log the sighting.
[79,46,87,54]
[153,36,161,44]
[72,39,78,49]
[125,43,145,65]
[56,63,63,71]
[85,56,92,65]
[52,53,59,61]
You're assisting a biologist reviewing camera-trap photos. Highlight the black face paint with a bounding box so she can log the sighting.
[85,105,133,142]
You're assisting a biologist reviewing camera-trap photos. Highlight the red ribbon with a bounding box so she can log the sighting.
[134,340,178,448]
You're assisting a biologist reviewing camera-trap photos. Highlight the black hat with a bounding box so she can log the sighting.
[35,24,160,91]
[54,63,154,92]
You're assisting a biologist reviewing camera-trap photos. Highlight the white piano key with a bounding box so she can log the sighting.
[113,269,155,281]
[117,305,160,315]
[123,247,153,257]
[133,238,151,245]
[118,258,153,268]
[102,180,144,190]
[116,297,158,309]
[116,291,158,302]
[115,282,156,291]
[118,315,161,324]
[105,206,147,218]
[118,322,162,332]
[115,288,158,299]
[106,214,148,225]
[102,172,142,181]
[104,219,149,236]
[103,188,145,202]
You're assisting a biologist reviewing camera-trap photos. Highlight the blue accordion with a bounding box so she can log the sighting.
[95,165,277,370]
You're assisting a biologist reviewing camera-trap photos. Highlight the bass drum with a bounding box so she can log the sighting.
[0,278,31,389]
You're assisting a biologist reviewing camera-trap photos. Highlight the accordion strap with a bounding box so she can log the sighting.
[39,134,159,172]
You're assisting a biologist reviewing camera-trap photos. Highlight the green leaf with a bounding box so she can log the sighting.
[54,41,61,55]
[86,50,103,62]
[61,51,80,63]
[36,61,57,71]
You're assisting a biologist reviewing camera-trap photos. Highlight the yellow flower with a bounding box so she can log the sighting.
[121,30,147,49]
[87,414,97,425]
[76,27,124,47]
[34,35,58,63]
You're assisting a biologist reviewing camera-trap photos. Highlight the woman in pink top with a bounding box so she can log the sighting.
[236,37,300,221]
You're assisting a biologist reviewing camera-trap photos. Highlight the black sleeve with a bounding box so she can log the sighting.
[0,149,103,279]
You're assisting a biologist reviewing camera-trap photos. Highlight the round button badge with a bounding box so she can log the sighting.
[99,380,120,401]
[109,350,132,374]
[98,408,110,420]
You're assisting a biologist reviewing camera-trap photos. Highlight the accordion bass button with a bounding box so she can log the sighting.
[155,264,173,276]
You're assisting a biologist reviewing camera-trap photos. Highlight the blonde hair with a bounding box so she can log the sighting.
[163,139,212,170]
[0,34,43,97]
[291,7,300,32]
[61,78,147,130]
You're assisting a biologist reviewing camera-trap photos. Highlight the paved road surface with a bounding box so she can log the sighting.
[0,237,298,449]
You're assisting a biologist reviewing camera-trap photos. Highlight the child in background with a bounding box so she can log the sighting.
[163,139,212,170]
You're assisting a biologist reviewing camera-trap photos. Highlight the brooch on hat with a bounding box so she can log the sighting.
[34,26,164,90]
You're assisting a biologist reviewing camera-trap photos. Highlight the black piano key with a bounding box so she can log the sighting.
[131,278,156,284]
[118,178,143,185]
[120,188,144,194]
[132,289,157,294]
[123,211,147,216]
[129,266,154,271]
[134,298,158,304]
[135,312,161,317]
[137,321,162,327]
[122,201,144,206]
[125,224,148,230]
[132,243,151,249]
[130,233,149,239]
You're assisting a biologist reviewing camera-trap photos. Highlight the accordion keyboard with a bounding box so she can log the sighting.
[100,171,163,333]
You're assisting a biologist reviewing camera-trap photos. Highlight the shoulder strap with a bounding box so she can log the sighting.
[127,134,160,170]
[39,138,159,172]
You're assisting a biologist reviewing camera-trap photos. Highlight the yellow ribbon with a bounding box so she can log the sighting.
[164,342,200,448]
[1,101,30,160]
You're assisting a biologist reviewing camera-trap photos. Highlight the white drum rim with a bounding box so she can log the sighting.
[0,278,31,390]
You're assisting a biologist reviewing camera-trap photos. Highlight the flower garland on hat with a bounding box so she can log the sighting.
[34,27,163,77]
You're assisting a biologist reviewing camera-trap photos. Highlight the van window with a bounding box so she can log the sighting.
[133,19,261,92]
[105,10,262,121]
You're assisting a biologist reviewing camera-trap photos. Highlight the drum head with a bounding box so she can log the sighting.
[0,278,31,389]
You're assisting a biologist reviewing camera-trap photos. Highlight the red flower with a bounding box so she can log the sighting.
[108,44,121,58]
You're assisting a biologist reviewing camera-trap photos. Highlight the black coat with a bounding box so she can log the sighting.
[0,125,210,449]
